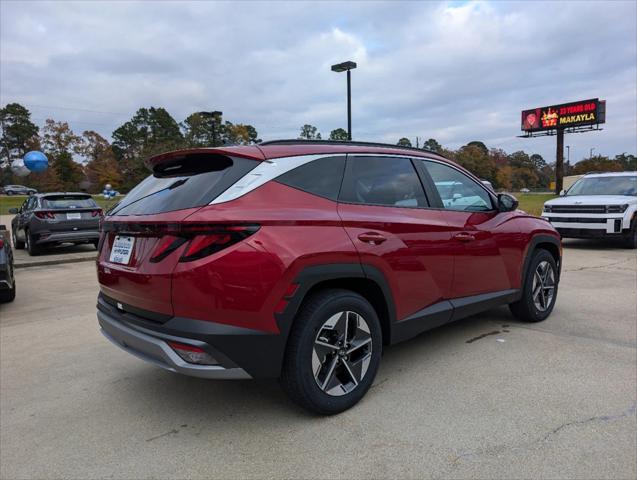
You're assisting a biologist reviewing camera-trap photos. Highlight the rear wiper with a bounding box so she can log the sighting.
[168,178,188,190]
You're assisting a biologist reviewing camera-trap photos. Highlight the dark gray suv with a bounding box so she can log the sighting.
[10,193,102,255]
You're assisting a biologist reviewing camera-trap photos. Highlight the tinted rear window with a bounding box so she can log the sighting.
[42,196,97,209]
[276,156,345,201]
[110,154,258,216]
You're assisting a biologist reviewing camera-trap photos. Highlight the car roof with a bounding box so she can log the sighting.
[146,140,450,169]
[583,171,636,178]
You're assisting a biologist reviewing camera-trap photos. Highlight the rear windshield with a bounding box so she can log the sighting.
[110,154,258,216]
[42,196,98,209]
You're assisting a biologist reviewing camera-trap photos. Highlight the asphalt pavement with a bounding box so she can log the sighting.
[0,240,635,479]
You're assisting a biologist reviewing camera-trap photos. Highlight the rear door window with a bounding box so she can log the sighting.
[275,156,345,201]
[110,154,258,216]
[340,156,428,208]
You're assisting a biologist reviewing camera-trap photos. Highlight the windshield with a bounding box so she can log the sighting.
[567,176,637,196]
[41,196,98,209]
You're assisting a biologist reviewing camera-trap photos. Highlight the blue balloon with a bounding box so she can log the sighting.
[23,151,49,173]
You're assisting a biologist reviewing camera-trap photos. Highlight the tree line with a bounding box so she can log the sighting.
[1,103,635,194]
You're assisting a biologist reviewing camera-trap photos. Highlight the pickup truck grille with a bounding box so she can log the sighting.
[549,205,606,214]
[545,217,607,224]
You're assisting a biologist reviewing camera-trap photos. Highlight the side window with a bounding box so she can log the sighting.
[276,156,345,201]
[20,199,29,212]
[28,197,37,210]
[422,160,493,212]
[340,156,427,208]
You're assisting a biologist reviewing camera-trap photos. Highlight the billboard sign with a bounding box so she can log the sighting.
[521,98,605,132]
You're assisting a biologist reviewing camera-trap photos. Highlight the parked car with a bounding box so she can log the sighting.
[0,225,16,303]
[542,171,637,248]
[9,193,103,256]
[96,140,562,414]
[1,184,37,196]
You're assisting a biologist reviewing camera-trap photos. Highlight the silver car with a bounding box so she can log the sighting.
[10,193,102,256]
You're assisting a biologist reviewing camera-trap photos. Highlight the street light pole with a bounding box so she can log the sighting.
[590,147,595,159]
[331,61,357,141]
[566,145,570,163]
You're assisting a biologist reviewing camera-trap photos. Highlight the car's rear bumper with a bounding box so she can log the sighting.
[96,293,285,379]
[35,230,99,245]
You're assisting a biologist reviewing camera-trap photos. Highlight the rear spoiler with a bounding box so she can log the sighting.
[145,147,266,173]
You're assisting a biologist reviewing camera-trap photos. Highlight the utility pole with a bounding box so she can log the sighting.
[590,147,595,159]
[555,128,564,194]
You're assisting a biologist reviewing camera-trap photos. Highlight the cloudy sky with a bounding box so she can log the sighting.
[1,0,635,162]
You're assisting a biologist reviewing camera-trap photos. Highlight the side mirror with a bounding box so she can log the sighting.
[559,189,566,196]
[497,193,519,212]
[8,208,18,214]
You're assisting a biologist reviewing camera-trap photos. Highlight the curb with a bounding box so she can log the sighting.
[15,255,97,269]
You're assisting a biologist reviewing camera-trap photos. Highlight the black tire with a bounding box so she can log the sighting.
[0,276,16,304]
[624,220,637,249]
[25,230,40,256]
[509,249,558,322]
[6,191,13,196]
[280,289,382,415]
[12,229,24,249]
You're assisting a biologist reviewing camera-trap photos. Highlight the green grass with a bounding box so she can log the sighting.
[1,192,555,217]
[516,193,556,216]
[0,195,119,216]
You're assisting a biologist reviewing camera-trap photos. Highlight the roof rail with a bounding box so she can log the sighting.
[259,139,438,154]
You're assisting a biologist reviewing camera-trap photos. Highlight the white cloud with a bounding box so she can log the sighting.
[1,0,635,161]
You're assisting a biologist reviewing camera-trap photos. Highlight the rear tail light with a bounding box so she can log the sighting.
[101,222,260,263]
[35,211,55,219]
[0,238,4,249]
[92,209,103,217]
[167,341,217,365]
[150,235,187,263]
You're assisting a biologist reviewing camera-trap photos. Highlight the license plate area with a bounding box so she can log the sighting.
[109,235,135,265]
[66,212,82,220]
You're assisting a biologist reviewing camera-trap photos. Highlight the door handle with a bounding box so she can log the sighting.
[453,232,475,242]
[357,232,387,245]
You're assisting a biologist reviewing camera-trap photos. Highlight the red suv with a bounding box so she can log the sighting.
[96,140,561,414]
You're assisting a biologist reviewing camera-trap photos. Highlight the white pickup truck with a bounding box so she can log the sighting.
[542,171,637,248]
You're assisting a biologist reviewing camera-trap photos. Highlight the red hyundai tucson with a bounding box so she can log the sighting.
[96,140,561,414]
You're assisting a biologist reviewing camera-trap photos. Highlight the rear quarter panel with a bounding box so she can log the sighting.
[171,182,359,333]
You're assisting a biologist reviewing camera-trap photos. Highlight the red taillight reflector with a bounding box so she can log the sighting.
[0,238,4,249]
[167,341,217,365]
[274,298,289,314]
[92,209,103,217]
[35,211,55,219]
[283,283,299,298]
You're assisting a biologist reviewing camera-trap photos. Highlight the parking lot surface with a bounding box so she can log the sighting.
[1,241,636,479]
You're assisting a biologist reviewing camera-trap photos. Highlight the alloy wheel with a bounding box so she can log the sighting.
[312,311,373,396]
[532,260,555,312]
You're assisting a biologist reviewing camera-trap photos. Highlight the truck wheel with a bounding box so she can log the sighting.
[280,289,382,415]
[510,249,558,322]
[624,221,637,249]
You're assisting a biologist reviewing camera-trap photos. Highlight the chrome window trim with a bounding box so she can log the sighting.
[210,154,327,205]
